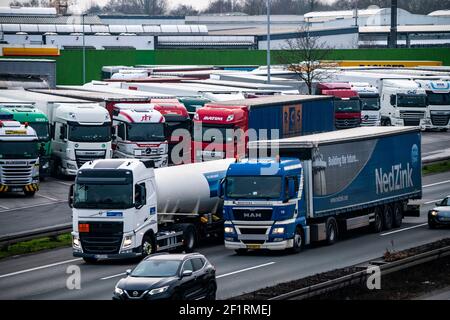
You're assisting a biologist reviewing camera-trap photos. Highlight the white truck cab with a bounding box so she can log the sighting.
[112,103,168,167]
[415,80,450,131]
[378,79,429,129]
[349,82,381,126]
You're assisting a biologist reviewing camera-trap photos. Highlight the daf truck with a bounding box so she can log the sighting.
[223,127,422,253]
[415,80,450,131]
[69,158,235,262]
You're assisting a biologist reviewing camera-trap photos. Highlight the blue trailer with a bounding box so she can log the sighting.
[222,127,422,253]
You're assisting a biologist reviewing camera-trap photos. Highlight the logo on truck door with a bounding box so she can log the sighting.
[283,104,302,137]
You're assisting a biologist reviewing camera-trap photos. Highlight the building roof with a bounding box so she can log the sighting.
[428,10,450,17]
[0,15,102,25]
[360,25,450,34]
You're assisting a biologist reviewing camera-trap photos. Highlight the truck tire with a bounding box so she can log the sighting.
[289,226,304,253]
[24,190,36,197]
[392,203,403,228]
[383,205,394,230]
[141,233,156,258]
[371,207,384,233]
[182,225,196,253]
[325,217,338,245]
[83,257,98,264]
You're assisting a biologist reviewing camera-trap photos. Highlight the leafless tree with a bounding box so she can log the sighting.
[169,4,199,16]
[275,23,333,94]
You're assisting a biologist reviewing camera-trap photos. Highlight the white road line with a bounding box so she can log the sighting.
[0,258,82,279]
[36,194,59,202]
[0,204,9,210]
[380,223,428,236]
[101,272,126,280]
[0,200,66,213]
[54,181,72,186]
[423,180,450,188]
[424,199,441,205]
[216,262,275,279]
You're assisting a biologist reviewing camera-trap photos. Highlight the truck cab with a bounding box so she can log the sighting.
[111,103,168,167]
[0,113,40,196]
[378,79,429,129]
[349,82,381,126]
[415,80,450,131]
[316,83,361,129]
[223,158,305,251]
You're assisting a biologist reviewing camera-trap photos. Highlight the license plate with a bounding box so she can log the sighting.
[246,244,261,250]
[94,255,108,259]
[11,188,22,192]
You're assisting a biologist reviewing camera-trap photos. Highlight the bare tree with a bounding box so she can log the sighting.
[275,24,333,94]
[102,0,167,15]
[169,4,199,16]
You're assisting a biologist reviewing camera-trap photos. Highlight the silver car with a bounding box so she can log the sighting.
[428,196,450,228]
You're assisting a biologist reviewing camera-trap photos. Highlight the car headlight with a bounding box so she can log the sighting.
[114,286,124,295]
[73,236,81,249]
[431,210,439,216]
[272,227,285,235]
[148,286,169,295]
[122,235,133,248]
[224,227,235,234]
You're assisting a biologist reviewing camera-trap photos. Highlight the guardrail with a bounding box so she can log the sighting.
[0,223,72,249]
[269,245,450,300]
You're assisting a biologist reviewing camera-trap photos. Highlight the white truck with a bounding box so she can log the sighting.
[112,103,168,167]
[69,158,235,262]
[415,80,450,131]
[378,79,429,129]
[0,114,40,196]
[349,82,381,126]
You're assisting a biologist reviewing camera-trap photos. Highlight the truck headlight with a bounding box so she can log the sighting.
[148,286,169,295]
[272,227,285,235]
[431,210,439,216]
[122,235,133,248]
[42,161,49,169]
[67,163,77,170]
[114,286,124,295]
[73,236,81,249]
[224,227,235,234]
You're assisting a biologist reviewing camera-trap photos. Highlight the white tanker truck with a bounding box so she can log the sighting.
[69,158,235,262]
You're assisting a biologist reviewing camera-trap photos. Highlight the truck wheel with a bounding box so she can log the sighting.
[392,203,403,228]
[24,190,35,197]
[383,205,394,230]
[83,257,98,264]
[235,249,248,255]
[289,226,304,253]
[141,233,156,258]
[371,207,384,233]
[183,225,196,253]
[325,217,338,245]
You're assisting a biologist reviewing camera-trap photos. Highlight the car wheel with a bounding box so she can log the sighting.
[326,217,338,245]
[83,257,98,264]
[383,205,394,230]
[392,203,403,228]
[371,207,384,233]
[289,226,304,253]
[141,234,155,258]
[235,249,248,255]
[205,282,217,300]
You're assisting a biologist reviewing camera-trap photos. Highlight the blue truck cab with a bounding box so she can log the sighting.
[223,158,307,251]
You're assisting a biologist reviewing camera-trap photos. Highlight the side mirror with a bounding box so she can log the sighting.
[181,270,193,278]
[390,95,396,106]
[125,269,132,276]
[68,184,74,208]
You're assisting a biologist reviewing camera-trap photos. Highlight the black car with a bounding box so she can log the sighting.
[113,253,217,300]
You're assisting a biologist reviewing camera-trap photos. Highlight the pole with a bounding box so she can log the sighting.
[389,0,397,48]
[266,0,271,83]
[82,13,86,84]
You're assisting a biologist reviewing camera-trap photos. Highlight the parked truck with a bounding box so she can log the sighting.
[192,95,335,162]
[0,113,40,196]
[415,80,450,131]
[69,158,235,262]
[349,82,381,126]
[223,127,422,253]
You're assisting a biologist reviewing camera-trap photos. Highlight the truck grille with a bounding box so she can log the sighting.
[431,114,450,126]
[399,111,425,126]
[75,150,106,169]
[0,161,34,186]
[79,221,123,254]
[335,118,360,129]
[239,228,267,235]
[233,208,273,221]
[361,116,378,126]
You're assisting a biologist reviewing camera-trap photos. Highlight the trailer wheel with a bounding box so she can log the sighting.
[392,203,403,228]
[325,217,338,245]
[383,205,394,230]
[371,207,384,233]
[289,226,304,253]
[141,233,156,258]
[183,225,196,253]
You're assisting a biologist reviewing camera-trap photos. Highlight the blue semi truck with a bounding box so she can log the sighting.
[222,127,422,253]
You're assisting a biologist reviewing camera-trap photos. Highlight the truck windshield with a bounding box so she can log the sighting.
[127,123,165,142]
[69,124,111,142]
[194,125,237,143]
[360,97,380,111]
[0,141,38,159]
[73,183,133,209]
[334,100,361,113]
[427,93,450,105]
[131,260,180,277]
[225,176,282,199]
[29,122,50,141]
[397,94,427,108]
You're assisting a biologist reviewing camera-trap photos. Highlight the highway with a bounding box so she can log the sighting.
[0,170,448,300]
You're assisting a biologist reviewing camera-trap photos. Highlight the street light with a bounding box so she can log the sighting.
[82,13,86,84]
[266,0,271,83]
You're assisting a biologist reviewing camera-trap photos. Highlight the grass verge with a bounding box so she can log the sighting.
[422,160,450,175]
[0,233,71,260]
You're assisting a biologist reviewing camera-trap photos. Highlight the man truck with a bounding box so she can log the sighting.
[223,127,422,253]
[69,158,235,262]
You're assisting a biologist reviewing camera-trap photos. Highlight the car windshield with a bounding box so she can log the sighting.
[193,125,238,143]
[360,97,380,111]
[225,176,282,199]
[127,123,165,142]
[397,94,427,108]
[0,141,38,159]
[131,260,181,277]
[427,93,450,106]
[334,100,361,113]
[73,184,133,209]
[29,122,50,141]
[69,124,111,142]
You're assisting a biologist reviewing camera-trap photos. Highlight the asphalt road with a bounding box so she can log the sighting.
[0,131,449,237]
[0,171,448,300]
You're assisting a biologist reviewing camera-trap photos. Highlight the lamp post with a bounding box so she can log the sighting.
[82,13,86,84]
[266,0,271,83]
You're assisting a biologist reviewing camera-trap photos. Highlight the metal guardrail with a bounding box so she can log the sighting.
[269,245,450,300]
[0,223,72,248]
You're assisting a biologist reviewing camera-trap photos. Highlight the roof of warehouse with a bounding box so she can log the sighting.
[0,15,102,25]
[250,127,419,149]
[360,25,450,33]
[210,95,332,108]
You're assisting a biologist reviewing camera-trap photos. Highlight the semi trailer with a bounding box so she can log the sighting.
[223,127,422,253]
[69,158,235,262]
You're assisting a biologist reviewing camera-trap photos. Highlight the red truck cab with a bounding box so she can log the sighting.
[316,83,361,129]
[192,104,248,162]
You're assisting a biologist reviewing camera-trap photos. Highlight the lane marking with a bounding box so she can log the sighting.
[0,200,67,213]
[0,258,82,279]
[216,262,275,279]
[0,204,9,210]
[53,181,72,186]
[380,223,428,236]
[423,180,450,188]
[101,272,126,280]
[36,194,59,202]
[424,199,442,205]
